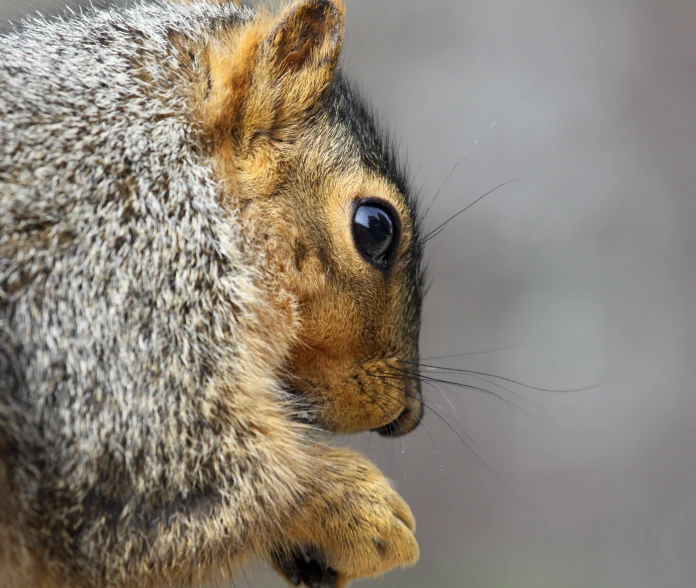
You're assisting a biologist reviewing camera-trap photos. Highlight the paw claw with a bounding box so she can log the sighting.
[274,549,338,588]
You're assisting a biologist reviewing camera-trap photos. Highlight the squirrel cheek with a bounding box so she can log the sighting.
[290,251,327,299]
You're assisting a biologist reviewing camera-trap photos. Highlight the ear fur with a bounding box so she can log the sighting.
[265,0,344,74]
[205,0,345,151]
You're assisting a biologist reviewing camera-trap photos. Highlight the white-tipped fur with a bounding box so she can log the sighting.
[0,3,308,585]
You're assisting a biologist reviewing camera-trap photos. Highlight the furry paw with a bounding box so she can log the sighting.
[284,448,419,583]
[332,473,418,580]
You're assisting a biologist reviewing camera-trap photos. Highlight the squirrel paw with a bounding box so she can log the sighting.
[282,449,419,584]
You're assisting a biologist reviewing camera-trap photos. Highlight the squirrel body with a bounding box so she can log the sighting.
[0,2,424,587]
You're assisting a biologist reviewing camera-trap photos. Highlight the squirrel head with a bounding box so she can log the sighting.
[197,0,424,436]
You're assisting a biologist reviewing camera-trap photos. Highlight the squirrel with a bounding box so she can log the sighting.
[0,0,425,587]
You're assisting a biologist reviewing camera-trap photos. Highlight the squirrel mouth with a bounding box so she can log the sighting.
[372,404,421,438]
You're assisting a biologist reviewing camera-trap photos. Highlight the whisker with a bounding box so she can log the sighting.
[366,373,474,458]
[427,369,545,410]
[376,366,559,434]
[379,379,443,456]
[423,377,460,419]
[371,372,500,459]
[417,379,481,453]
[421,74,546,227]
[421,177,522,243]
[422,343,522,361]
[372,374,468,452]
[365,430,373,455]
[419,376,555,432]
[399,364,545,410]
[358,382,402,428]
[423,159,460,220]
[358,381,445,471]
[461,372,545,409]
[376,367,530,419]
[365,373,501,483]
[412,411,443,467]
[401,360,601,394]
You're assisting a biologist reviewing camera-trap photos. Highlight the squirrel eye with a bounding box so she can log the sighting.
[352,204,395,264]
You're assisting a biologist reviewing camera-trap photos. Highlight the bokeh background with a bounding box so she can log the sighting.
[3,0,696,586]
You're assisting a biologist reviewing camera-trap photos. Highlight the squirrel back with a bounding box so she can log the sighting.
[0,2,424,586]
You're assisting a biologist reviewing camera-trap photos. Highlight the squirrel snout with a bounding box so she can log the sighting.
[373,378,423,438]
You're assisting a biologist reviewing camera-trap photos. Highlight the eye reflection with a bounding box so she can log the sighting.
[352,204,394,263]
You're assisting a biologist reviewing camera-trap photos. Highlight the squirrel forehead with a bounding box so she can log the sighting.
[323,74,411,196]
[327,76,415,205]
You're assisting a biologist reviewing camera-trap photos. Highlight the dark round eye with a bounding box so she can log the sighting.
[352,204,395,263]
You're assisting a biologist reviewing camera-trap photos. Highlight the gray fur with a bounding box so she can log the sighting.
[0,2,297,584]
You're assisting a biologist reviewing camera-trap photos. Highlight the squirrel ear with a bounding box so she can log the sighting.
[215,0,344,150]
[263,0,344,75]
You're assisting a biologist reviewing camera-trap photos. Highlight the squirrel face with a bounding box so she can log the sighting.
[279,99,424,436]
[198,0,424,436]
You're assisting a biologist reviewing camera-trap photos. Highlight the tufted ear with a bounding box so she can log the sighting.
[205,0,344,152]
[264,0,343,75]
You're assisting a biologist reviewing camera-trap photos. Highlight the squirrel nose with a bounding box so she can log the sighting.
[373,379,423,438]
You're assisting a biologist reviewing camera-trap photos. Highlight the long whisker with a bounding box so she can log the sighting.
[376,366,529,419]
[365,373,502,483]
[423,159,460,220]
[438,370,545,410]
[422,344,522,361]
[417,380,482,453]
[364,378,447,483]
[365,430,374,455]
[401,360,601,393]
[421,75,546,226]
[423,377,461,419]
[421,177,522,243]
[376,366,560,434]
[406,365,545,410]
[372,374,479,453]
[360,377,445,464]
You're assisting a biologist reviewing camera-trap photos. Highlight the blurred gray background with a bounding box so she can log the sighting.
[3,0,695,586]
